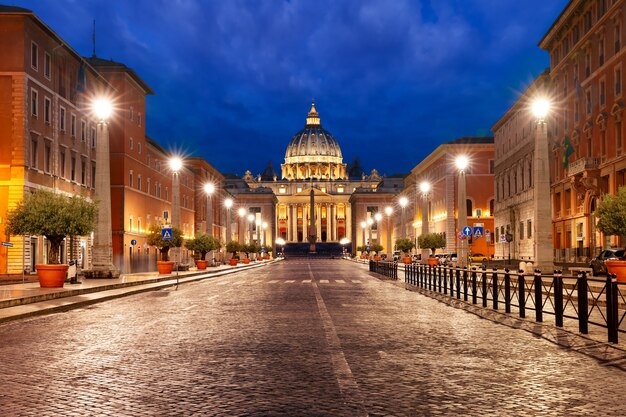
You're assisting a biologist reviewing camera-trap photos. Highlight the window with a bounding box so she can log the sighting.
[563,74,568,97]
[44,52,51,79]
[129,217,133,232]
[59,107,66,131]
[91,162,96,188]
[138,113,142,127]
[598,0,607,19]
[31,42,38,70]
[527,220,532,238]
[615,66,622,96]
[617,121,623,152]
[615,23,621,53]
[583,11,592,33]
[600,78,606,106]
[573,25,580,44]
[137,174,142,190]
[138,142,141,154]
[30,134,38,168]
[129,106,134,121]
[129,137,133,150]
[489,159,495,174]
[563,37,569,55]
[81,158,86,185]
[599,37,605,66]
[31,89,38,117]
[70,154,76,181]
[586,89,592,114]
[489,199,494,216]
[59,147,66,178]
[129,170,133,187]
[44,140,51,173]
[71,114,76,137]
[91,127,96,148]
[81,120,86,141]
[165,187,169,201]
[147,178,151,195]
[44,97,51,124]
[520,222,524,240]
[585,50,591,77]
[466,199,473,216]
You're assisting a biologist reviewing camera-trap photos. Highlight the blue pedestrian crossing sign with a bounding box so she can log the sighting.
[473,224,484,239]
[161,226,173,241]
[462,226,472,237]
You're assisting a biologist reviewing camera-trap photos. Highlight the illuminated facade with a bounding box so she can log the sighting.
[540,0,626,262]
[402,137,495,258]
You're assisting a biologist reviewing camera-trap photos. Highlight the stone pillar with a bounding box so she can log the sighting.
[533,118,554,272]
[87,119,120,278]
[346,204,352,244]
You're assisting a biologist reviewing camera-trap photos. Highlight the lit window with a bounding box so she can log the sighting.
[279,187,286,194]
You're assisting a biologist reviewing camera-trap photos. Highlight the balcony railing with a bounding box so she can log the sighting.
[567,157,600,177]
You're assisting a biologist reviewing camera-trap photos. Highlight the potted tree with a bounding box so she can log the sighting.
[226,241,241,266]
[371,243,384,261]
[418,232,446,266]
[265,247,273,260]
[241,243,256,264]
[146,223,183,274]
[595,187,626,282]
[185,233,221,270]
[5,189,97,288]
[395,238,416,264]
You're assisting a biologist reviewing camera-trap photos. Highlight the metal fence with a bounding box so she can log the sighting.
[369,260,398,280]
[398,264,624,344]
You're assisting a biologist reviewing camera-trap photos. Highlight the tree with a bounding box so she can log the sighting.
[226,241,241,259]
[595,186,626,239]
[5,189,97,265]
[185,233,221,260]
[146,223,183,262]
[395,238,415,255]
[370,243,384,255]
[418,232,446,257]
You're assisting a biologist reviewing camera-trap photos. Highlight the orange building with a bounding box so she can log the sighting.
[403,137,495,260]
[0,6,110,273]
[540,0,626,261]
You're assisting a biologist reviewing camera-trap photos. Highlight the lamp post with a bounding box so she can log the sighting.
[531,98,554,272]
[169,156,183,268]
[248,213,255,245]
[262,221,268,247]
[275,237,285,258]
[88,97,119,278]
[385,206,393,260]
[419,181,431,263]
[237,207,246,244]
[203,183,215,236]
[367,217,374,247]
[360,221,367,256]
[399,196,408,239]
[456,156,469,268]
[340,237,350,258]
[224,198,233,243]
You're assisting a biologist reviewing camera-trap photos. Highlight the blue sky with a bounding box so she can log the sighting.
[14,0,569,176]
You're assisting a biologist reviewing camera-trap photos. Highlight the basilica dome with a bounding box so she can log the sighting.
[281,103,347,180]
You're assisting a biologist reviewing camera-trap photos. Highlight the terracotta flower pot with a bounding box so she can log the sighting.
[229,258,238,266]
[157,261,175,274]
[427,257,439,266]
[374,255,381,261]
[243,258,251,264]
[35,264,68,288]
[195,260,208,270]
[605,260,626,282]
[403,257,412,264]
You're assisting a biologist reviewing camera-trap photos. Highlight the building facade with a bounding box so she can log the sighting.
[540,0,626,262]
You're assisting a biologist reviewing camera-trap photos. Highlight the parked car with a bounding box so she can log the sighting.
[441,253,457,265]
[469,253,488,263]
[590,249,625,275]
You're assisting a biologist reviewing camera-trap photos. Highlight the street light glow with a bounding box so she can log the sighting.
[455,155,469,171]
[276,237,285,246]
[420,181,431,194]
[399,196,408,207]
[360,221,367,229]
[169,156,183,173]
[374,213,382,222]
[204,183,215,194]
[385,206,393,216]
[340,237,350,245]
[367,217,374,226]
[531,97,550,120]
[247,213,255,222]
[224,198,233,208]
[238,207,246,217]
[92,98,113,121]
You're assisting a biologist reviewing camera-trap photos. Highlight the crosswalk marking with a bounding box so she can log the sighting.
[335,279,345,283]
[217,281,229,286]
[320,279,330,283]
[285,280,295,283]
[302,279,312,283]
[352,280,362,284]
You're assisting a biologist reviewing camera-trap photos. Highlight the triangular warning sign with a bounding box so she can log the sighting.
[163,231,171,239]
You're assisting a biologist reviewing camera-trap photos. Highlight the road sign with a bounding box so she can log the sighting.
[462,226,472,237]
[500,234,507,243]
[131,239,137,246]
[473,223,484,239]
[485,229,491,243]
[1,241,13,247]
[161,226,173,241]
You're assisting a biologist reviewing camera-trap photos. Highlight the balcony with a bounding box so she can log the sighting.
[567,157,600,177]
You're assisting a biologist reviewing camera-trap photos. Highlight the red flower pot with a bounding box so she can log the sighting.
[229,258,239,266]
[605,260,626,282]
[403,257,412,264]
[35,264,68,288]
[195,260,208,270]
[427,257,439,266]
[243,258,251,264]
[157,261,175,274]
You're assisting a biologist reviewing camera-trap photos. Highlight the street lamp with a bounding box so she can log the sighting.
[360,221,367,256]
[531,97,554,272]
[419,181,431,263]
[340,237,350,258]
[224,198,233,243]
[399,196,408,239]
[456,155,469,268]
[275,237,286,258]
[248,213,255,245]
[237,207,246,244]
[262,221,268,247]
[203,183,215,236]
[385,206,393,260]
[169,156,183,268]
[367,217,374,247]
[88,97,119,278]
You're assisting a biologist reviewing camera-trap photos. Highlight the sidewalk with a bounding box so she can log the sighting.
[0,260,277,324]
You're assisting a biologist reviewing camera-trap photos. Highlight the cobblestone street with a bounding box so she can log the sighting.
[1,259,625,416]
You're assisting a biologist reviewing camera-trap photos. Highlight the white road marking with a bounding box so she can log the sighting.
[335,279,345,283]
[320,279,330,283]
[285,280,295,283]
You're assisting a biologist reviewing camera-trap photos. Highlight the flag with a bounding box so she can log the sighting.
[562,136,574,168]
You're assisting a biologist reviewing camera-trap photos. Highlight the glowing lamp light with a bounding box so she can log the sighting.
[360,221,367,229]
[367,218,374,226]
[247,213,255,222]
[374,213,382,222]
[456,156,469,171]
[385,206,393,216]
[204,183,215,194]
[399,196,408,207]
[531,98,550,120]
[419,181,431,194]
[93,98,112,121]
[340,237,350,245]
[224,198,233,208]
[169,157,183,173]
[238,208,246,217]
[276,237,285,246]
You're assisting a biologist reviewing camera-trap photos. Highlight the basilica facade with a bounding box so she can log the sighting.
[225,103,401,254]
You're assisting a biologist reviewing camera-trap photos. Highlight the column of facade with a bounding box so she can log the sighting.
[330,204,336,241]
[291,205,298,242]
[325,204,330,242]
[346,204,352,245]
[316,204,322,239]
